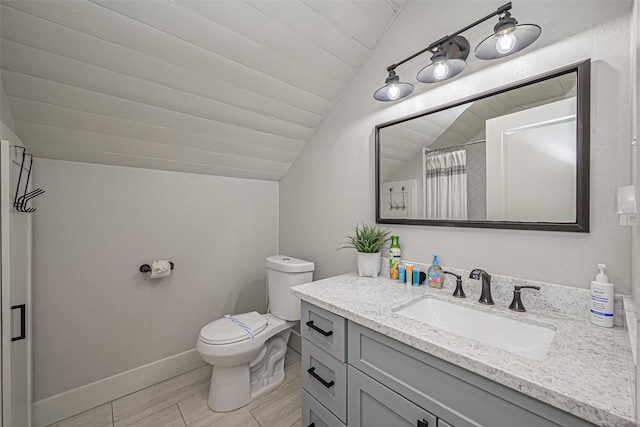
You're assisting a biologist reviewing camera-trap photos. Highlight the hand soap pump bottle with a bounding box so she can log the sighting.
[389,236,401,279]
[427,255,444,289]
[590,264,614,328]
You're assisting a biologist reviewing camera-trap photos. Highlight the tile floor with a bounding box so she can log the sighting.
[49,348,302,427]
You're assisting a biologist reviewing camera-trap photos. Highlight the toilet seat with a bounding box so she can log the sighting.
[199,311,268,345]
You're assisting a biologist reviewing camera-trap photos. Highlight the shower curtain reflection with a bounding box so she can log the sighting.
[424,149,468,220]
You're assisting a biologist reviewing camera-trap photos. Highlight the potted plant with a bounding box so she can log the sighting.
[339,223,391,277]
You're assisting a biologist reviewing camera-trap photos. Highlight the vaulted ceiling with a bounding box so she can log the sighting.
[0,0,405,180]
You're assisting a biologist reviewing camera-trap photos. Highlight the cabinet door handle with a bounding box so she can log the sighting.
[307,367,334,388]
[307,424,315,427]
[306,320,333,336]
[417,419,429,427]
[11,304,26,342]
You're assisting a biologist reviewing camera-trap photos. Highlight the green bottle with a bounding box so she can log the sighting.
[428,254,444,289]
[389,236,401,279]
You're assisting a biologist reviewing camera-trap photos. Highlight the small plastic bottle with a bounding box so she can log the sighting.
[399,264,406,283]
[412,267,420,286]
[405,264,413,285]
[427,255,444,289]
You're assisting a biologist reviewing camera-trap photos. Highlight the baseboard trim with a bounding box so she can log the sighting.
[33,348,205,427]
[288,330,302,354]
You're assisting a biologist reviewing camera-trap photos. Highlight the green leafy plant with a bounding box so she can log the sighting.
[338,223,391,253]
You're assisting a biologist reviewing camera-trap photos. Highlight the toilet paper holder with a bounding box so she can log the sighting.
[139,262,175,273]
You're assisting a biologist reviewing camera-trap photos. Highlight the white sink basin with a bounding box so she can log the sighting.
[394,297,555,360]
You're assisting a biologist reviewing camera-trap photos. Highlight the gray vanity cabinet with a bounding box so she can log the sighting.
[347,365,438,427]
[348,322,596,427]
[301,301,347,361]
[301,302,597,427]
[302,339,347,422]
[302,390,345,427]
[301,302,348,426]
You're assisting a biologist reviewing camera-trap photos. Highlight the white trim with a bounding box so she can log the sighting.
[26,185,33,427]
[1,139,12,427]
[33,348,205,427]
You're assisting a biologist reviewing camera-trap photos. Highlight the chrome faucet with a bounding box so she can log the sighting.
[469,269,494,305]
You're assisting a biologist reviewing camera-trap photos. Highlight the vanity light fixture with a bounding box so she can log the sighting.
[416,37,469,83]
[475,9,541,60]
[373,69,415,102]
[373,2,541,101]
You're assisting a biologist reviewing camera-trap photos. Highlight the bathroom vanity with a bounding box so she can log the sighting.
[292,273,636,427]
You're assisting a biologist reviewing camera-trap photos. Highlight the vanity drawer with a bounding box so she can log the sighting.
[301,301,347,362]
[348,321,596,427]
[302,339,347,423]
[302,390,346,427]
[348,365,438,427]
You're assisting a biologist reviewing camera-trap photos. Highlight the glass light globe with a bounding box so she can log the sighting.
[387,84,400,100]
[496,30,517,54]
[433,62,450,80]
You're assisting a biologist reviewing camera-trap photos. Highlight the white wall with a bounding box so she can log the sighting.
[1,80,15,133]
[280,2,633,293]
[32,159,278,400]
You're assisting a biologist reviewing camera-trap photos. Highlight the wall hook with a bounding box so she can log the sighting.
[13,148,44,213]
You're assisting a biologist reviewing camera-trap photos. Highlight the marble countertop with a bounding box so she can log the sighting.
[291,272,636,427]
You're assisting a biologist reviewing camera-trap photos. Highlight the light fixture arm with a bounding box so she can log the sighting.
[383,2,513,72]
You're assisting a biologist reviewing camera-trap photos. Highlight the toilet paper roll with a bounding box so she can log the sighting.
[150,260,171,279]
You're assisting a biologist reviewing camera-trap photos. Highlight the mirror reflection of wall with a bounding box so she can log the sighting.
[379,69,580,225]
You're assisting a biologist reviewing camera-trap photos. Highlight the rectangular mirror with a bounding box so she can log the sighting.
[376,60,590,232]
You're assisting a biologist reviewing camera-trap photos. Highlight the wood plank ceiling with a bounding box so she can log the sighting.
[0,0,405,180]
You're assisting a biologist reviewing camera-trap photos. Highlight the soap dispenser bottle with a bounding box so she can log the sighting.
[427,255,444,289]
[590,264,614,328]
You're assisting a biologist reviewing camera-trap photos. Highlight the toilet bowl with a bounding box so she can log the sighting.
[196,255,314,412]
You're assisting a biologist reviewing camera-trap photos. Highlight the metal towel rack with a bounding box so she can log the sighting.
[387,186,406,211]
[13,147,45,213]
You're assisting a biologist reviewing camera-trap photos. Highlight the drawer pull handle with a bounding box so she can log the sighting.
[308,424,315,427]
[417,419,429,427]
[306,320,333,337]
[307,367,334,388]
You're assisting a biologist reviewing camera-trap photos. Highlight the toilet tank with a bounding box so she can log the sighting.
[267,255,314,321]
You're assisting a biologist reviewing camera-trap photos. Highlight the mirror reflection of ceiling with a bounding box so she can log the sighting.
[380,73,576,183]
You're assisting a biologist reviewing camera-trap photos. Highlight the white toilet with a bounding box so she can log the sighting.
[196,255,314,412]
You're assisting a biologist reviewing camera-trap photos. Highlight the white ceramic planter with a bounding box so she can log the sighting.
[357,252,382,277]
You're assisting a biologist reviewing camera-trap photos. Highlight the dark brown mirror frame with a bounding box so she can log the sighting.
[375,59,590,232]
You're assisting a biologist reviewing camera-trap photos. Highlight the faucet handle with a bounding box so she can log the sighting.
[509,285,540,312]
[444,271,465,298]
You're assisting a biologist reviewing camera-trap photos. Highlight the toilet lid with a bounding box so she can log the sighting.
[199,311,268,345]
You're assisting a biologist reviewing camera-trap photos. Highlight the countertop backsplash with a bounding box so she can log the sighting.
[380,257,626,327]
